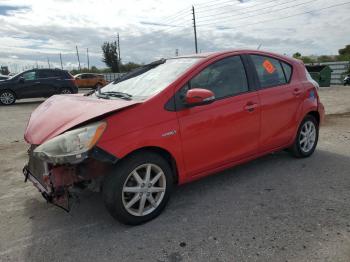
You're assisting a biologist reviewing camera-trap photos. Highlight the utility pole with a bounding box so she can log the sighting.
[47,57,50,69]
[76,45,81,71]
[59,53,63,69]
[86,48,90,70]
[192,5,198,54]
[117,33,121,62]
[175,49,179,56]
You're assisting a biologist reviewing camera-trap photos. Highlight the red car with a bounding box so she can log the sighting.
[23,50,325,225]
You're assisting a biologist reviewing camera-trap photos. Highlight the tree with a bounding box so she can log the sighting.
[102,41,120,72]
[293,52,301,59]
[339,45,350,56]
[120,62,143,72]
[317,55,336,63]
[300,56,314,64]
[338,44,350,62]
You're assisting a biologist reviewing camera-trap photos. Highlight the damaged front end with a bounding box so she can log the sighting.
[23,121,117,211]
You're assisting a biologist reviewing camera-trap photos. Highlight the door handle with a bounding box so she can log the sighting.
[244,102,258,112]
[293,88,302,96]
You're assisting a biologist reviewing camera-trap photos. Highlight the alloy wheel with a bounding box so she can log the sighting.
[0,92,15,105]
[299,120,316,153]
[122,163,166,217]
[61,89,72,94]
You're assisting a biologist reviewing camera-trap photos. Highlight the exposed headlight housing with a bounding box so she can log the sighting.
[33,121,107,164]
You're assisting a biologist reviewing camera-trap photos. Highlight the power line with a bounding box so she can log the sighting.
[158,7,192,24]
[197,0,321,26]
[141,11,192,29]
[196,0,277,14]
[195,0,241,9]
[197,2,350,30]
[196,0,302,20]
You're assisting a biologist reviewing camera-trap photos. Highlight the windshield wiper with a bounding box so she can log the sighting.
[95,90,110,99]
[101,91,133,100]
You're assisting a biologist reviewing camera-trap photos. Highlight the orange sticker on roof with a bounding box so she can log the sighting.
[263,60,276,74]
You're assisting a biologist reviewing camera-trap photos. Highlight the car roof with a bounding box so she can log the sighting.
[172,49,297,64]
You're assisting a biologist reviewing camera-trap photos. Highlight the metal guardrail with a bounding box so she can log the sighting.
[101,73,125,82]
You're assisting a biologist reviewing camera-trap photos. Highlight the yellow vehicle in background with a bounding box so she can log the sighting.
[74,73,107,89]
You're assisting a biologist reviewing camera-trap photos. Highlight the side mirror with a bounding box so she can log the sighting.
[18,76,24,83]
[185,88,215,107]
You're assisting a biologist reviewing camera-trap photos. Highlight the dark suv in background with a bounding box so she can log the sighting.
[0,68,78,105]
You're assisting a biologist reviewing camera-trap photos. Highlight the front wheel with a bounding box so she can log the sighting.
[103,152,173,225]
[289,115,319,158]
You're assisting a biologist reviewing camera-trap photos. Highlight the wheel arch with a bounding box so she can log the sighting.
[290,109,320,146]
[119,146,179,184]
[306,110,320,125]
[0,88,17,98]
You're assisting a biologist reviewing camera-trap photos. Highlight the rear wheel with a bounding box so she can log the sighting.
[289,115,319,158]
[0,90,16,105]
[103,152,173,225]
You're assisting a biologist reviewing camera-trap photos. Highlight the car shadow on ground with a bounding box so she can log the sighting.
[18,149,350,261]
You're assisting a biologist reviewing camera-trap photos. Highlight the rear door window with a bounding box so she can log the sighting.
[38,70,60,79]
[250,55,287,88]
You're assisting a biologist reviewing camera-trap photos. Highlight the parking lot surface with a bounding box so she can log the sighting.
[0,87,350,262]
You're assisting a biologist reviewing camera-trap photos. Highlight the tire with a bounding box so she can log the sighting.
[103,151,174,225]
[289,115,319,158]
[0,90,16,105]
[61,88,72,94]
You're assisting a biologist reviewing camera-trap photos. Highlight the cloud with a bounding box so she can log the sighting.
[0,4,30,16]
[0,0,349,72]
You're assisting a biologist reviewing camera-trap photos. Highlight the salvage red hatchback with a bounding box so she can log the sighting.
[24,50,325,225]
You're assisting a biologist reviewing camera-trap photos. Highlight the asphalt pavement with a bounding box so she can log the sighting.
[0,87,349,262]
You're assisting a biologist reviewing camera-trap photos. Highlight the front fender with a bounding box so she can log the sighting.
[97,118,186,184]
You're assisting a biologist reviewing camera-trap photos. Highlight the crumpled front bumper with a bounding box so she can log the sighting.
[23,145,118,211]
[23,164,71,211]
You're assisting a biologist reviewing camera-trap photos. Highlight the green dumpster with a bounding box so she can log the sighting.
[306,65,332,87]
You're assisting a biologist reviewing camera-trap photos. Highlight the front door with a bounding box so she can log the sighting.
[177,55,261,177]
[16,71,42,98]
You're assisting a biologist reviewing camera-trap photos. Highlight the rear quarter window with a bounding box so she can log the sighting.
[250,55,288,88]
[281,62,292,82]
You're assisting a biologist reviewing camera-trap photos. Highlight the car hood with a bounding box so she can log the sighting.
[24,94,141,145]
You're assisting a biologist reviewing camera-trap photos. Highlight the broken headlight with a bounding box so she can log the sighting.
[33,121,107,164]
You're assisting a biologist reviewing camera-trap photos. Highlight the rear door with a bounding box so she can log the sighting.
[37,70,60,96]
[248,54,303,152]
[177,55,260,177]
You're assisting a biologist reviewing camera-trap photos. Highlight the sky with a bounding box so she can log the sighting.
[0,0,349,72]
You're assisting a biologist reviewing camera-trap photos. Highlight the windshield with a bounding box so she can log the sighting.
[101,58,200,100]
